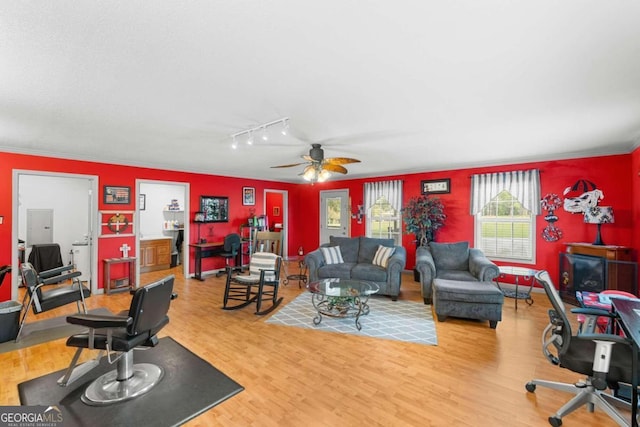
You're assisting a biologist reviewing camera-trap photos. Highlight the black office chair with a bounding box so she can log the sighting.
[17,262,91,342]
[223,252,283,315]
[215,233,241,277]
[58,275,177,406]
[525,270,637,426]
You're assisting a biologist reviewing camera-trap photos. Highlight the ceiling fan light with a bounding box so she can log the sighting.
[303,167,317,181]
[318,169,331,182]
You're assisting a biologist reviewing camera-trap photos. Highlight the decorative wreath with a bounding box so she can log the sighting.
[107,213,129,233]
[541,193,562,212]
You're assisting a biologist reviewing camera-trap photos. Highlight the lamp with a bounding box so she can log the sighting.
[583,206,614,246]
[230,117,289,148]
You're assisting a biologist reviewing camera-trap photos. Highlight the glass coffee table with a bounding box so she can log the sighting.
[307,278,379,330]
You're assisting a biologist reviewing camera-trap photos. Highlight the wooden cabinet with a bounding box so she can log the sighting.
[564,243,636,295]
[140,238,171,272]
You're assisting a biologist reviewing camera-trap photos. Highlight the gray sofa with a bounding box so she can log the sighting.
[415,241,500,304]
[305,236,407,300]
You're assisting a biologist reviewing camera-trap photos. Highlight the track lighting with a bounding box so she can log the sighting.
[230,117,289,149]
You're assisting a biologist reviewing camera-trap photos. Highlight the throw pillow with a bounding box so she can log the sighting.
[321,246,344,265]
[372,245,395,268]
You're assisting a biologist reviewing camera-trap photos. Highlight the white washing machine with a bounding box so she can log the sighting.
[71,242,91,282]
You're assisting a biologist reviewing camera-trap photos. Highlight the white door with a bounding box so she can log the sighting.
[319,190,350,244]
[26,209,53,246]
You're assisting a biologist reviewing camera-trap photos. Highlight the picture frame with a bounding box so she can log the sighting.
[104,185,131,204]
[200,195,229,222]
[243,187,256,206]
[139,194,146,210]
[421,179,451,195]
[273,206,280,216]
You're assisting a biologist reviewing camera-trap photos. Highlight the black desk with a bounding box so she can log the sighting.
[611,298,640,427]
[189,242,224,281]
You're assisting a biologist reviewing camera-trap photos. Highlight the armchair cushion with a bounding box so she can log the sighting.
[321,246,344,264]
[429,241,469,271]
[329,236,360,263]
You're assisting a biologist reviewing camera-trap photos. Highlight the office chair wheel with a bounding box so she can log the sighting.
[525,382,536,392]
[548,416,562,426]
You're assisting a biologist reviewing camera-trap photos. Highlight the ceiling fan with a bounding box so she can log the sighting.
[271,144,361,182]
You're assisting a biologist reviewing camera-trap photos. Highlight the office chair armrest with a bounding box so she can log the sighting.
[38,264,74,279]
[570,307,616,318]
[66,313,132,329]
[575,332,632,346]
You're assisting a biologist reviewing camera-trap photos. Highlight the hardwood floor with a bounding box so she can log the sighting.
[0,265,625,426]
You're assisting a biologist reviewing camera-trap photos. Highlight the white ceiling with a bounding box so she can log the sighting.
[2,1,640,183]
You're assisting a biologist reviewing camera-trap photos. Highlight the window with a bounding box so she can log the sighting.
[368,197,401,244]
[364,180,403,245]
[475,191,534,261]
[470,169,540,263]
[326,197,342,229]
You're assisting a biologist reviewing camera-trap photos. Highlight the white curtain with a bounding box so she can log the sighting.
[470,169,541,215]
[364,180,403,212]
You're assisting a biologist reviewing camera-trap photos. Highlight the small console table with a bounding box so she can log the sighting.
[103,257,136,295]
[283,256,307,288]
[495,266,538,310]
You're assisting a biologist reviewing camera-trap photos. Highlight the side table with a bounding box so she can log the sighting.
[495,266,537,310]
[283,256,307,288]
[103,257,136,294]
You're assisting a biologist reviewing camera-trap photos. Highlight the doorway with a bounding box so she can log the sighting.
[264,189,288,258]
[136,180,190,282]
[12,171,98,300]
[319,189,350,244]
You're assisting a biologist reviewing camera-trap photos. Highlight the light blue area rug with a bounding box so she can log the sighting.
[266,292,438,345]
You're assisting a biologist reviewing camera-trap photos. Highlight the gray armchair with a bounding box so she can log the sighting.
[416,241,499,304]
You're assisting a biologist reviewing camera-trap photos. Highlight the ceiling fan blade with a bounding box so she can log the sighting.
[271,162,308,168]
[325,157,361,165]
[322,163,348,174]
[302,155,314,162]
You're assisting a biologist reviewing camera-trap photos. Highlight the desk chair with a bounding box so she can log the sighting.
[526,270,638,427]
[17,262,91,342]
[58,275,177,406]
[215,233,241,277]
[223,252,283,315]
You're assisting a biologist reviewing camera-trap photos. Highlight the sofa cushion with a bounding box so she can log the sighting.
[351,264,388,282]
[329,236,360,263]
[358,237,394,264]
[430,241,469,271]
[317,263,356,279]
[373,245,395,267]
[320,246,344,264]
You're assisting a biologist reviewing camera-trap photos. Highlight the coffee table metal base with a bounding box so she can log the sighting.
[311,293,372,330]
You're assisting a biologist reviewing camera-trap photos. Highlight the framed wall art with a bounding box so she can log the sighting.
[200,195,229,222]
[421,179,451,195]
[243,187,256,206]
[104,186,131,204]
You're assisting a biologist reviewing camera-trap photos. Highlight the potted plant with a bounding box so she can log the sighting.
[402,195,447,281]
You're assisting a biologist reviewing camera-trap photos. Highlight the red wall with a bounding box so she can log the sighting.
[1,150,636,301]
[294,154,635,289]
[0,152,296,300]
